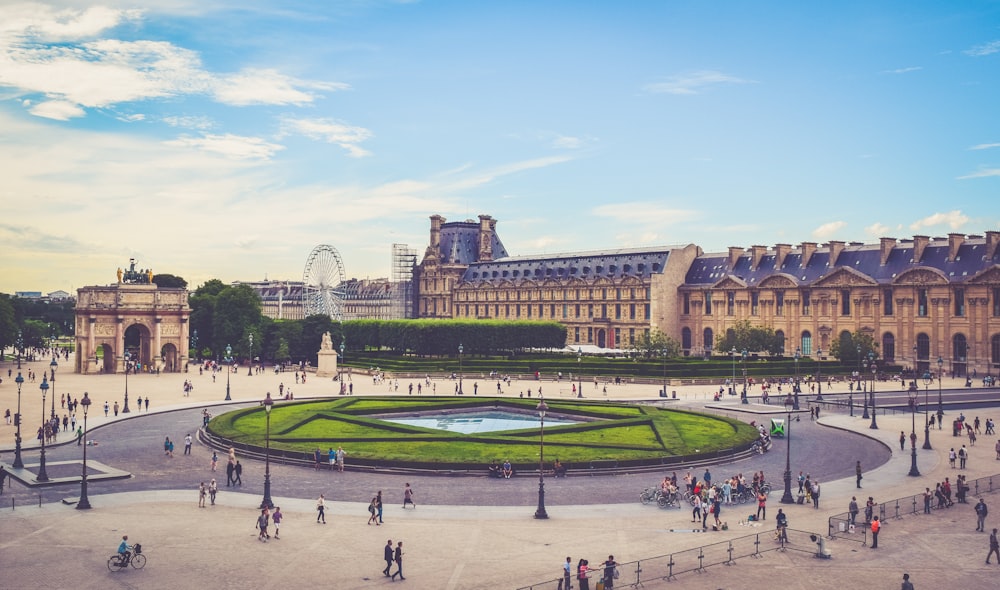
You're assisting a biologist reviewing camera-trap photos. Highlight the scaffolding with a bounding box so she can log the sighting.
[391,243,417,319]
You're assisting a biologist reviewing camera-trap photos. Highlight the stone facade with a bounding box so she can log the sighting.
[74,283,191,374]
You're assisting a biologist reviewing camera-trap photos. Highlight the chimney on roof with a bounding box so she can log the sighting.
[986,231,1000,261]
[827,240,845,266]
[912,235,929,263]
[948,233,965,262]
[800,242,817,268]
[879,237,896,266]
[478,214,494,262]
[774,243,792,270]
[728,246,744,269]
[430,215,445,249]
[750,245,768,270]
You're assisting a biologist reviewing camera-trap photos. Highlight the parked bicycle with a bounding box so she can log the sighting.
[108,543,146,572]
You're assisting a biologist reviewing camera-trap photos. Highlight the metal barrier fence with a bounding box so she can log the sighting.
[827,473,999,545]
[515,527,826,590]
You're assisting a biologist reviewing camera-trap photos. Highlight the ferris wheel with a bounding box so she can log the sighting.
[302,244,348,320]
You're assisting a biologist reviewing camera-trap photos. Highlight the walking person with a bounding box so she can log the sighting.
[368,495,380,525]
[198,481,207,508]
[811,479,821,509]
[184,433,192,455]
[211,451,218,472]
[923,487,933,514]
[849,496,859,526]
[272,506,282,539]
[390,541,405,580]
[756,490,767,521]
[976,498,989,532]
[901,573,914,590]
[403,482,415,508]
[256,509,269,542]
[316,494,326,524]
[899,431,905,451]
[855,460,863,488]
[988,528,1000,564]
[383,539,394,577]
[376,490,384,524]
[209,478,218,505]
[871,515,880,548]
[226,458,235,487]
[602,555,618,590]
[960,445,969,469]
[559,556,572,590]
[233,460,242,485]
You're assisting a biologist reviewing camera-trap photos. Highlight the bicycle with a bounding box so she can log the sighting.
[108,543,146,572]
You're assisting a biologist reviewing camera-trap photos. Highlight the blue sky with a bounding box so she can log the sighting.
[2,0,999,294]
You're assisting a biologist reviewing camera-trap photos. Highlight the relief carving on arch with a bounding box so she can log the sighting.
[814,268,877,287]
[968,267,1000,284]
[758,275,796,289]
[894,268,947,285]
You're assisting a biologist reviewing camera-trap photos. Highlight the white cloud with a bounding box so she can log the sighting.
[592,202,700,226]
[969,142,1000,151]
[213,69,346,107]
[864,222,892,237]
[910,211,970,231]
[644,70,754,95]
[162,115,214,130]
[279,117,373,157]
[164,134,285,161]
[957,168,1000,179]
[965,40,1000,57]
[0,4,140,41]
[812,221,847,239]
[882,66,922,74]
[552,135,583,149]
[28,99,86,120]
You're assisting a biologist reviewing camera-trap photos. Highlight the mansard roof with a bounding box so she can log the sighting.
[685,235,1000,288]
[461,247,671,285]
[436,220,509,265]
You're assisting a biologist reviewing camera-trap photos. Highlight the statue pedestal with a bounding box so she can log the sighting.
[316,350,339,378]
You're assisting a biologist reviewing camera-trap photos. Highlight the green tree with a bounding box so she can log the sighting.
[635,329,681,358]
[189,279,227,358]
[212,284,263,360]
[715,320,783,355]
[0,295,16,356]
[829,330,879,363]
[152,274,187,288]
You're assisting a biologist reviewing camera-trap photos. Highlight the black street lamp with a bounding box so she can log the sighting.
[534,398,549,519]
[815,348,824,400]
[661,348,668,400]
[936,356,944,429]
[922,370,933,450]
[16,330,23,369]
[13,372,24,469]
[458,343,464,395]
[793,347,801,410]
[856,345,862,394]
[77,392,92,509]
[191,329,199,367]
[224,344,233,401]
[741,349,749,404]
[907,389,920,476]
[730,347,737,397]
[49,356,58,420]
[122,350,132,414]
[260,392,274,510]
[780,394,795,504]
[862,358,870,419]
[247,334,254,376]
[339,340,346,394]
[577,347,583,398]
[37,375,50,482]
[869,356,878,430]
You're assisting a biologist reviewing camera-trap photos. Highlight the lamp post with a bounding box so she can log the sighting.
[780,394,795,504]
[77,392,92,509]
[936,356,944,429]
[224,344,233,401]
[577,347,583,398]
[869,355,878,430]
[13,372,24,469]
[907,389,920,476]
[16,330,23,369]
[191,329,198,365]
[260,392,274,510]
[661,348,668,400]
[862,358,870,419]
[730,347,737,396]
[793,347,801,410]
[856,345,862,394]
[815,348,824,400]
[37,375,50,482]
[247,334,254,376]
[922,370,933,450]
[534,398,549,519]
[49,356,58,420]
[458,343,464,395]
[339,340,345,394]
[741,349,749,404]
[122,351,131,414]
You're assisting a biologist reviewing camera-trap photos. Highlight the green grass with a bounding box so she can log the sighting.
[208,397,758,467]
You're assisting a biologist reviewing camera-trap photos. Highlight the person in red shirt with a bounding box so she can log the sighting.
[871,516,881,548]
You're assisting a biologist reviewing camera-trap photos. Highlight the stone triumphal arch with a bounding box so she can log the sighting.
[74,264,191,374]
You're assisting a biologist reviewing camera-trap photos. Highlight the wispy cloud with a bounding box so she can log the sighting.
[592,202,700,227]
[27,100,86,120]
[165,134,285,161]
[552,135,583,149]
[909,210,969,231]
[969,142,1000,151]
[965,40,1000,57]
[644,70,755,95]
[163,115,214,130]
[213,69,345,107]
[812,221,847,239]
[279,117,373,157]
[882,66,922,74]
[864,222,892,237]
[957,168,1000,180]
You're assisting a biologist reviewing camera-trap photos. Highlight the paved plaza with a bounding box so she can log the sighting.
[1,357,999,589]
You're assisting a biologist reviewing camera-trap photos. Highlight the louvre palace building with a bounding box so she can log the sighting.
[413,214,1000,377]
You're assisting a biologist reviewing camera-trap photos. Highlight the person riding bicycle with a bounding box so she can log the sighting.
[775,509,789,542]
[117,535,131,563]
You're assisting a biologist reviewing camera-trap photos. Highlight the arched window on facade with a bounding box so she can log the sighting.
[916,333,930,374]
[775,330,785,355]
[703,328,714,354]
[882,333,895,361]
[681,327,692,355]
[953,333,968,377]
[801,331,812,356]
[992,334,1000,374]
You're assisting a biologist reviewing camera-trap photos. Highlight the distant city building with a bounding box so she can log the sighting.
[233,280,306,320]
[14,290,75,302]
[14,291,42,299]
[235,277,398,321]
[415,214,1000,376]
